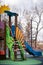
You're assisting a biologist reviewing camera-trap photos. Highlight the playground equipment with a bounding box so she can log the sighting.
[4,11,26,60]
[5,10,42,59]
[24,41,42,56]
[0,5,10,14]
[0,5,10,59]
[0,6,42,60]
[5,10,42,58]
[15,25,42,56]
[0,20,6,59]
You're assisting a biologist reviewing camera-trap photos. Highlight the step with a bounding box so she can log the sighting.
[17,55,21,59]
[17,51,20,55]
[15,41,18,43]
[14,44,18,46]
[14,49,22,52]
[16,58,22,61]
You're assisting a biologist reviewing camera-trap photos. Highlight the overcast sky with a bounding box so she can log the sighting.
[1,0,43,10]
[1,0,43,42]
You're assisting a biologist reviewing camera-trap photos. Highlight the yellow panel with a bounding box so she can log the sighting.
[18,29,21,40]
[16,27,21,40]
[19,30,24,40]
[21,37,24,43]
[0,5,10,14]
[20,31,23,40]
[20,34,24,42]
[17,28,19,40]
[16,27,18,39]
[16,27,17,39]
[16,27,25,48]
[0,7,3,14]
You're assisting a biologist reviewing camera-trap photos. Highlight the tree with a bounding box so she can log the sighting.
[26,22,31,43]
[23,10,31,44]
[30,6,43,48]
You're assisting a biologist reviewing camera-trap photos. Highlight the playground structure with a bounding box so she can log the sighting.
[4,11,26,60]
[0,20,6,59]
[0,5,42,60]
[4,11,42,59]
[0,5,10,59]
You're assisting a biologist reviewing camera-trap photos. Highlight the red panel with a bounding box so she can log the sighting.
[0,50,5,55]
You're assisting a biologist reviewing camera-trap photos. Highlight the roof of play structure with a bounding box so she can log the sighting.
[0,5,10,14]
[4,11,18,16]
[0,5,18,16]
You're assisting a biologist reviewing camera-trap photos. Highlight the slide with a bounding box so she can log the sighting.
[11,25,42,57]
[24,41,42,56]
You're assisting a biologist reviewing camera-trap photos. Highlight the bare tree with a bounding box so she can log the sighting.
[26,22,31,42]
[31,6,43,48]
[22,10,31,43]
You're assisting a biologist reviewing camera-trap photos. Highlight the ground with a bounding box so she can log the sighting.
[0,42,43,65]
[0,59,42,65]
[0,56,43,65]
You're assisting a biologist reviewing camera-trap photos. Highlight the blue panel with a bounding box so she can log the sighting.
[11,25,15,37]
[24,41,42,56]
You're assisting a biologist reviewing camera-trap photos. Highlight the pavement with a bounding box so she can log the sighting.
[0,51,43,65]
[26,52,43,65]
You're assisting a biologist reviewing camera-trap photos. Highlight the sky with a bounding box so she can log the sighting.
[0,0,43,43]
[1,0,43,10]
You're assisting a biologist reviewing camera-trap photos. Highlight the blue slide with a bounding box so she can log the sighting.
[24,41,42,56]
[11,25,15,37]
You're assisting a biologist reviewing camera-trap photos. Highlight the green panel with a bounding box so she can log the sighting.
[17,41,26,60]
[6,25,15,60]
[10,49,15,60]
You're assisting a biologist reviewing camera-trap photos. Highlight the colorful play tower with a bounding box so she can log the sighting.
[0,5,42,61]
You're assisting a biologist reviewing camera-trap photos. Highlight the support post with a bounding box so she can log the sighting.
[9,16,11,28]
[15,15,18,38]
[8,16,11,58]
